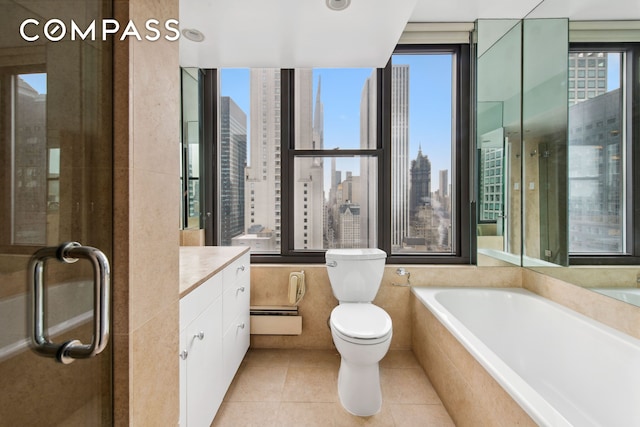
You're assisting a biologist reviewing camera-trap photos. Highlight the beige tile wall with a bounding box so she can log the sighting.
[180,229,205,246]
[523,268,640,340]
[249,265,522,350]
[112,0,180,425]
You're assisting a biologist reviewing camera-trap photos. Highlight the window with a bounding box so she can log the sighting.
[390,51,456,254]
[202,45,470,263]
[568,44,640,264]
[292,67,379,250]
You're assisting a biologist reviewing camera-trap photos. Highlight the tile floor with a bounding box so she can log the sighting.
[212,348,455,427]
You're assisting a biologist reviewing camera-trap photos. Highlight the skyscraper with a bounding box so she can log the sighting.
[410,146,431,217]
[568,88,622,252]
[391,65,410,248]
[359,71,378,247]
[220,96,247,245]
[294,71,324,250]
[568,52,608,106]
[567,51,622,253]
[439,169,448,199]
[338,202,361,248]
[237,69,323,251]
[360,65,410,249]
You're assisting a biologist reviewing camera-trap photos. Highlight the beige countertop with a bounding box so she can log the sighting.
[179,246,250,298]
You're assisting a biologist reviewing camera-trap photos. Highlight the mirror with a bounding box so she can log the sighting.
[521,18,569,267]
[476,6,640,307]
[180,68,202,230]
[476,17,570,268]
[476,20,523,267]
[522,18,640,307]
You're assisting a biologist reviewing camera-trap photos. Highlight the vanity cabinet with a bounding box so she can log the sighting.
[221,254,251,386]
[179,249,250,427]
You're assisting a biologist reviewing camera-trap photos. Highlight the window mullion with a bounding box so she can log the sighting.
[281,68,294,256]
[379,61,392,255]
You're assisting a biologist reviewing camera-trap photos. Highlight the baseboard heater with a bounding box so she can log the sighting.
[250,305,302,335]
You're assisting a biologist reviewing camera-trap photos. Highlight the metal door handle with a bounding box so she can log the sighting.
[29,242,110,364]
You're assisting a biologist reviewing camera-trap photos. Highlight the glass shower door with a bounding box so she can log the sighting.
[0,1,113,425]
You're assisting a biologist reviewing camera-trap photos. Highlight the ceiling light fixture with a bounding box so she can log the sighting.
[326,0,351,11]
[182,28,205,42]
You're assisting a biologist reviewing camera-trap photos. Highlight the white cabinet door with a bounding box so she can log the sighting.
[222,314,250,386]
[184,296,223,427]
[179,328,187,427]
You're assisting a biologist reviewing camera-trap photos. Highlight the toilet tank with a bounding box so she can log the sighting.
[325,248,387,303]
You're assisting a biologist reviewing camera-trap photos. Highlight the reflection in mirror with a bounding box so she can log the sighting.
[521,19,569,267]
[525,22,640,307]
[476,20,522,266]
[180,68,202,230]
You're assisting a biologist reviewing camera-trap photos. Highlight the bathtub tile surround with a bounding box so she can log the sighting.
[412,287,640,426]
[523,268,640,339]
[213,348,454,426]
[411,294,535,427]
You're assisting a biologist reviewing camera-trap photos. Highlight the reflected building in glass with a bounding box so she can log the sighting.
[13,77,47,244]
[568,88,623,253]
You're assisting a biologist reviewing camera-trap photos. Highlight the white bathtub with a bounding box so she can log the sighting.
[412,287,640,427]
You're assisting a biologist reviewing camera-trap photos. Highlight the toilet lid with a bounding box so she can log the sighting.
[330,304,392,340]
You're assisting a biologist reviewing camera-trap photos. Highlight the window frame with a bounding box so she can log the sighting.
[203,44,471,264]
[568,42,640,265]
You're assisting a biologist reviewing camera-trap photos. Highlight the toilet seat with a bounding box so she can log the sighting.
[330,303,392,345]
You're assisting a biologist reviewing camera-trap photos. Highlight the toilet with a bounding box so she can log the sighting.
[326,248,392,416]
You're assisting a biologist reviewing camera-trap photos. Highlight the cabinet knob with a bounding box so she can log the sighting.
[237,265,245,273]
[179,350,188,360]
[193,331,205,340]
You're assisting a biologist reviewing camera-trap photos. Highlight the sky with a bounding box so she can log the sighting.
[20,73,47,94]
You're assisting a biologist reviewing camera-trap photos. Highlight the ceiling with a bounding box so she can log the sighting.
[179,0,640,68]
[179,0,417,68]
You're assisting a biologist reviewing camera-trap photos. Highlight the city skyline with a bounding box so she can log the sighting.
[220,56,454,193]
[222,63,453,252]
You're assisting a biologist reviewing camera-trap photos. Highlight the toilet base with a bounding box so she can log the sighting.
[337,358,382,417]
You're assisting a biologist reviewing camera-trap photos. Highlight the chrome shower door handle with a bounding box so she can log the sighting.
[30,242,111,364]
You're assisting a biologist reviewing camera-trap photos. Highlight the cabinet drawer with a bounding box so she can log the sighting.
[223,280,250,333]
[222,253,250,291]
[222,314,250,386]
[180,273,222,327]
